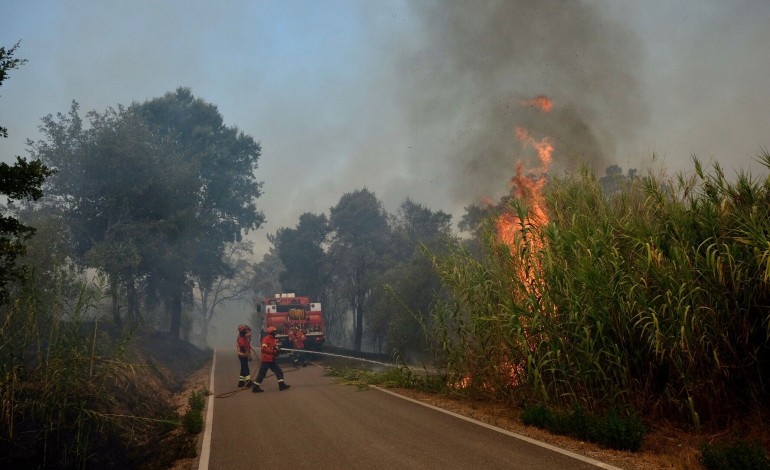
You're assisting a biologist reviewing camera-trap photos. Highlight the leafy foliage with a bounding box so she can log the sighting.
[274,212,329,298]
[326,364,448,394]
[0,42,54,302]
[328,188,392,351]
[521,404,645,452]
[181,389,207,435]
[29,88,264,337]
[701,437,770,470]
[0,277,196,468]
[430,155,770,436]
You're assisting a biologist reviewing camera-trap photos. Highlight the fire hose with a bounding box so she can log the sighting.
[215,348,398,398]
[279,348,397,368]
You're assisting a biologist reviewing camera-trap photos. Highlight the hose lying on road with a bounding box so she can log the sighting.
[280,348,397,368]
[214,366,301,398]
[214,348,399,398]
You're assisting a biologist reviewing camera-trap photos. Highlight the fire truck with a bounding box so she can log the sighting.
[257,293,326,351]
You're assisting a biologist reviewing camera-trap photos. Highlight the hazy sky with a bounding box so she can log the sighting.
[2,0,769,258]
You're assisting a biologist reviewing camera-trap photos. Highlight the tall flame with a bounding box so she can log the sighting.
[496,99,554,248]
[456,96,556,392]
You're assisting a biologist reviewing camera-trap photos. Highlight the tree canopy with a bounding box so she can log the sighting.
[0,41,54,302]
[30,88,264,337]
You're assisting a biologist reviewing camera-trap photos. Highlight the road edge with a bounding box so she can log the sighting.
[373,386,623,470]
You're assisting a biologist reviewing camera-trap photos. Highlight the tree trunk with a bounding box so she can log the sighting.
[200,289,210,343]
[110,278,122,327]
[126,279,138,325]
[353,286,364,351]
[169,283,183,339]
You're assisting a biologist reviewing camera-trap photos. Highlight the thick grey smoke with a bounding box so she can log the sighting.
[3,1,768,258]
[393,0,647,205]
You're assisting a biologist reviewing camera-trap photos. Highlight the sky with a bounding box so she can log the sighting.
[2,0,770,260]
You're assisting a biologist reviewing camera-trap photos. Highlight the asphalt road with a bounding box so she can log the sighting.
[199,349,621,470]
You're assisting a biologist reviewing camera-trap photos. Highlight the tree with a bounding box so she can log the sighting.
[0,41,54,302]
[31,102,178,326]
[30,88,264,338]
[274,212,329,298]
[367,199,454,358]
[328,188,391,351]
[135,88,265,338]
[599,164,637,195]
[251,247,284,300]
[192,240,254,343]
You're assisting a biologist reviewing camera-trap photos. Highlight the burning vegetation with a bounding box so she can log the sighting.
[428,94,770,458]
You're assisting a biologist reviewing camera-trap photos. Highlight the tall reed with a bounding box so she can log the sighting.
[430,155,770,426]
[0,273,172,468]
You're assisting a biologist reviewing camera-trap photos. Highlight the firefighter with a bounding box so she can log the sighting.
[236,324,253,387]
[252,327,291,393]
[288,326,308,367]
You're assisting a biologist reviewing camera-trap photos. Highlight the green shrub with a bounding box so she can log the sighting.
[701,438,770,470]
[188,389,207,412]
[182,408,204,435]
[592,408,645,452]
[327,365,448,393]
[179,389,208,435]
[521,404,552,429]
[522,404,645,452]
[160,409,180,434]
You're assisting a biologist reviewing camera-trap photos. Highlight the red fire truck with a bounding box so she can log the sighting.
[257,293,326,351]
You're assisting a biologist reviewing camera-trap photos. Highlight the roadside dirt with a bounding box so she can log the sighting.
[166,359,212,470]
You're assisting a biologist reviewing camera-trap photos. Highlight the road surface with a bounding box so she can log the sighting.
[197,349,621,470]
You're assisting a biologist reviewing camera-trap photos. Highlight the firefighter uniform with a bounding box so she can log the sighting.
[236,325,253,387]
[252,327,290,393]
[289,328,308,366]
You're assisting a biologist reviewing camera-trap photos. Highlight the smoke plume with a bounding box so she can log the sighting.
[395,0,648,205]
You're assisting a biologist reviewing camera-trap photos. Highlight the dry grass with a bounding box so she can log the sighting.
[165,360,212,470]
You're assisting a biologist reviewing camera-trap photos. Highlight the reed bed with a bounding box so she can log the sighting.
[0,276,178,468]
[431,155,770,428]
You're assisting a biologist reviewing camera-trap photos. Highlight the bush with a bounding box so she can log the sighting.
[521,404,552,428]
[701,438,770,470]
[188,389,207,412]
[521,404,645,452]
[182,408,204,435]
[180,389,208,435]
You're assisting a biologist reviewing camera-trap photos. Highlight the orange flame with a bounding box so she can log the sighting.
[520,95,553,113]
[496,126,552,248]
[457,96,556,393]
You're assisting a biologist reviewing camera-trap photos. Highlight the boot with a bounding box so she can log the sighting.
[278,381,290,391]
[252,384,264,393]
[238,380,245,388]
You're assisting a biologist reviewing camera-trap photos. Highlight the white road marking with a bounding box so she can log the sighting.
[198,349,216,470]
[374,386,624,470]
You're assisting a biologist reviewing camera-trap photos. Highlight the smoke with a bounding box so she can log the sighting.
[392,0,648,205]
